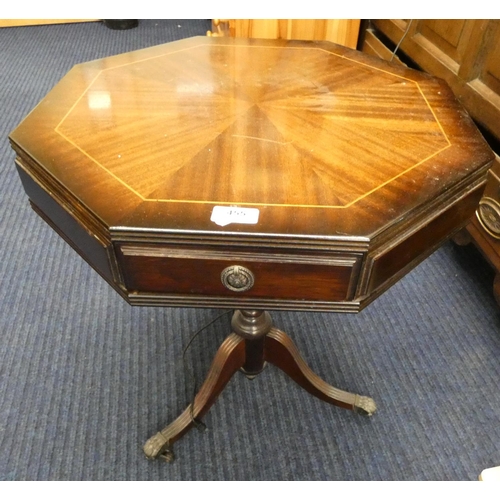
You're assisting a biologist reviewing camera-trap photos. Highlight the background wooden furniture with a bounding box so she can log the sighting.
[360,19,500,304]
[208,19,361,49]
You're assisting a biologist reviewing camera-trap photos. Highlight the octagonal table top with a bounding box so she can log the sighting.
[9,36,494,241]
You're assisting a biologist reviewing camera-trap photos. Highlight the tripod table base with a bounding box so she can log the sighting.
[143,310,376,462]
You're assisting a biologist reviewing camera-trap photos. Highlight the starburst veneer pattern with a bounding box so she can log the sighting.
[55,43,451,208]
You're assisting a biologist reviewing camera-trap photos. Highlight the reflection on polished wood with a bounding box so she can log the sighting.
[45,40,451,208]
[10,36,494,461]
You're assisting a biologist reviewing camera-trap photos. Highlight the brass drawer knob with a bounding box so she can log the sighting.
[221,265,254,292]
[477,197,500,239]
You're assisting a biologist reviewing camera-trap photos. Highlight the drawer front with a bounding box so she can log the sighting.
[117,245,361,303]
[366,181,484,297]
[16,160,115,285]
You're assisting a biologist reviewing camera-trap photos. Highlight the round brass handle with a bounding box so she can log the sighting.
[221,265,254,292]
[477,197,500,239]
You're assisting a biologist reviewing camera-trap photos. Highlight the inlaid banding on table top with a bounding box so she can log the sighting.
[53,41,452,209]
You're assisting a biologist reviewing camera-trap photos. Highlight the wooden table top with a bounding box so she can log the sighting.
[9,36,493,241]
[10,36,495,311]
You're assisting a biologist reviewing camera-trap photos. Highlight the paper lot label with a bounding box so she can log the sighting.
[210,206,260,227]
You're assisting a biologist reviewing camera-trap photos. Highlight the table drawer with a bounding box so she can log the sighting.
[116,245,361,302]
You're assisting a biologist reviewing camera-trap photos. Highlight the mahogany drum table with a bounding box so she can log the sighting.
[10,36,494,462]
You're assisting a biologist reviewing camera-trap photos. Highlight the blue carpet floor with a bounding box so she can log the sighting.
[1,20,500,481]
